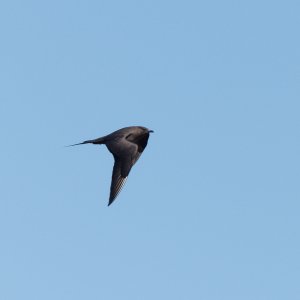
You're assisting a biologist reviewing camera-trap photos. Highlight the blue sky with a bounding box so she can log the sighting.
[0,0,299,299]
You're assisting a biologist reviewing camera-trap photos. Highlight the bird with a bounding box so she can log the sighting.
[68,126,153,206]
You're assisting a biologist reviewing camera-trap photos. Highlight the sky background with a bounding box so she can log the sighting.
[0,1,299,299]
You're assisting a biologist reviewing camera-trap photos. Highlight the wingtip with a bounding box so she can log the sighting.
[107,197,115,206]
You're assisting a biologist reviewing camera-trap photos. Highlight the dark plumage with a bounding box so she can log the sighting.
[69,126,153,206]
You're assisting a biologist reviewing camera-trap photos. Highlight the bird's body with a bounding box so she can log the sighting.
[69,126,153,206]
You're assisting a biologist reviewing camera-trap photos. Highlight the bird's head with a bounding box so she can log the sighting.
[124,127,153,143]
[137,126,154,134]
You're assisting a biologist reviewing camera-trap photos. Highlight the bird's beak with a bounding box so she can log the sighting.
[148,129,154,133]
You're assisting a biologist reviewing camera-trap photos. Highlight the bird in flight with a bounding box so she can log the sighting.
[69,126,153,206]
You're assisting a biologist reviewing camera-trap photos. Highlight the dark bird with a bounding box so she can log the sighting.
[69,126,153,206]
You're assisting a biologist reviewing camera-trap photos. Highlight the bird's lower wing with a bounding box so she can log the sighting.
[107,140,140,205]
[108,158,128,206]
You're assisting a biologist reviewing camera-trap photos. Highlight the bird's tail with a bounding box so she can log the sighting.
[66,141,90,147]
[66,137,105,147]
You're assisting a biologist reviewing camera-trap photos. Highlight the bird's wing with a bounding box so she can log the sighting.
[108,141,139,206]
[108,157,128,206]
[126,132,150,165]
[107,134,150,205]
[135,132,150,153]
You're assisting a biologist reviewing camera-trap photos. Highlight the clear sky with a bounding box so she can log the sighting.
[0,1,299,299]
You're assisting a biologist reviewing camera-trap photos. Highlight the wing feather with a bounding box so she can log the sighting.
[108,158,128,206]
[106,132,150,205]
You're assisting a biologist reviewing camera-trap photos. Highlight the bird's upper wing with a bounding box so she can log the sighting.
[126,132,150,165]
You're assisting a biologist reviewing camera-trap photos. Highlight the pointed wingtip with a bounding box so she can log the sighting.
[107,198,114,206]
